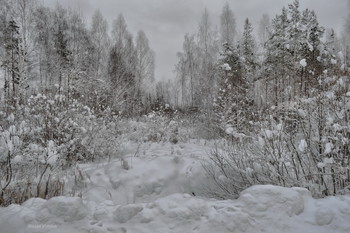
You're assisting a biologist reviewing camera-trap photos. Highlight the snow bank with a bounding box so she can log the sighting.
[1,184,350,233]
[113,204,144,223]
[239,185,304,217]
[42,197,89,222]
[1,142,350,233]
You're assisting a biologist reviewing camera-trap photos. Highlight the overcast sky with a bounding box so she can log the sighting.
[41,0,349,81]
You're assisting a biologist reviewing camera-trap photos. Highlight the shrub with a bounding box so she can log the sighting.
[206,76,350,198]
[0,92,121,206]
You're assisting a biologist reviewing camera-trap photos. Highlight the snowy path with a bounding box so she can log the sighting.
[1,141,350,233]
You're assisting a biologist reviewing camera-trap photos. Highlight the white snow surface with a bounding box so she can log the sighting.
[298,139,307,152]
[300,59,307,67]
[221,63,231,71]
[1,141,350,233]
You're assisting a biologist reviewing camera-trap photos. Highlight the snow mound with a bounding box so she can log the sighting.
[130,193,255,233]
[1,142,350,233]
[239,185,305,217]
[1,184,350,233]
[114,204,144,223]
[80,142,210,205]
[42,197,89,222]
[315,208,334,226]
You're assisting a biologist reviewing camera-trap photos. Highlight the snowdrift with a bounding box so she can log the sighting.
[1,185,350,233]
[1,142,350,233]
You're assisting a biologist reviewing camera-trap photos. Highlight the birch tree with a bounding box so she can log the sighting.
[90,10,109,79]
[135,30,155,111]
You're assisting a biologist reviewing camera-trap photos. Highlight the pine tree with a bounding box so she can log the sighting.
[299,9,324,93]
[215,42,253,135]
[264,7,293,105]
[240,18,257,80]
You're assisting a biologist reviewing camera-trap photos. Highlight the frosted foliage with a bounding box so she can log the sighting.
[0,1,350,232]
[300,59,307,67]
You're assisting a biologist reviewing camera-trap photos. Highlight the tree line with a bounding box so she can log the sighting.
[0,0,155,116]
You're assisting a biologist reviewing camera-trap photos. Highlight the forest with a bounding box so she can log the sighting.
[0,1,350,231]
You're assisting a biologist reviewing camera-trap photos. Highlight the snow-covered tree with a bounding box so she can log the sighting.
[220,2,236,46]
[180,33,198,107]
[257,14,271,47]
[2,20,21,100]
[240,18,257,78]
[90,9,110,79]
[197,9,219,108]
[135,30,155,112]
[214,42,255,136]
[108,14,137,115]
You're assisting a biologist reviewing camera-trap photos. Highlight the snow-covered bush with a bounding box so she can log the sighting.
[22,93,95,165]
[0,93,122,206]
[206,75,350,198]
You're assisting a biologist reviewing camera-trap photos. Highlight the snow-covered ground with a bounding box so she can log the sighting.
[1,141,350,233]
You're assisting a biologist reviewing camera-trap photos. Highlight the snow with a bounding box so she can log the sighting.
[12,154,23,164]
[325,91,336,99]
[298,139,307,152]
[1,142,350,233]
[264,129,273,139]
[221,63,231,71]
[114,204,144,223]
[307,43,314,52]
[7,113,15,123]
[324,142,333,154]
[324,157,334,164]
[300,59,307,67]
[42,197,89,222]
[225,126,234,135]
[338,51,344,61]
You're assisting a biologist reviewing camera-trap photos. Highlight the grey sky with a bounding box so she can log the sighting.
[41,0,348,81]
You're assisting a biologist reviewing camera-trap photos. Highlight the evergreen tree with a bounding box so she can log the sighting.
[264,7,292,105]
[299,9,324,93]
[240,18,257,79]
[215,42,254,135]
